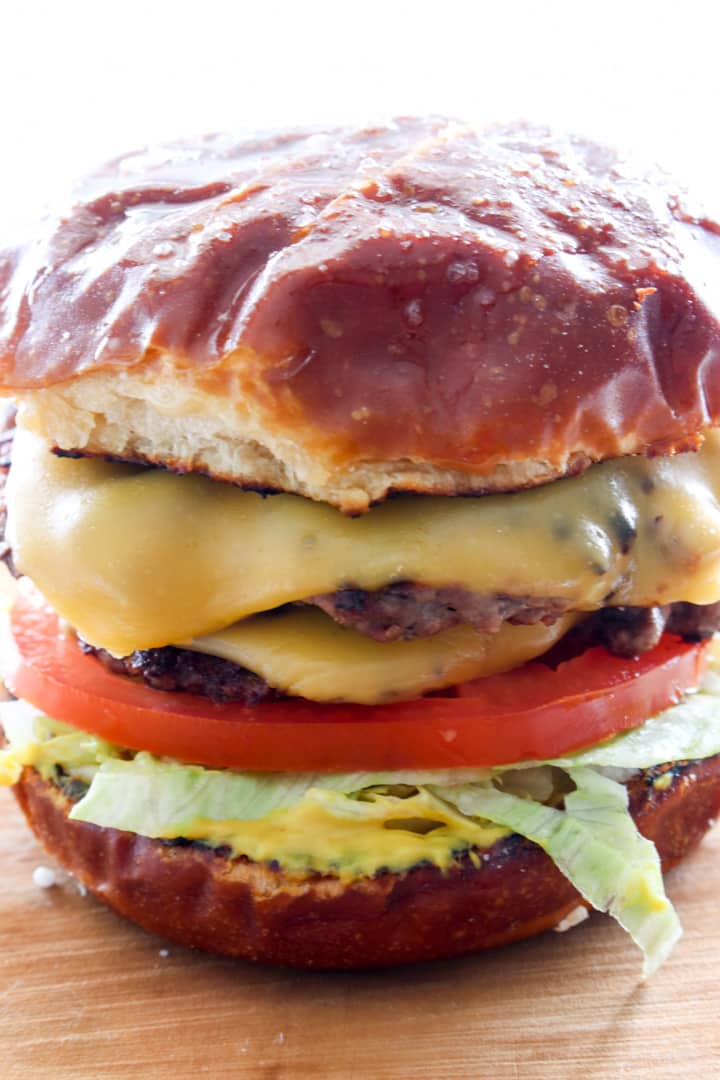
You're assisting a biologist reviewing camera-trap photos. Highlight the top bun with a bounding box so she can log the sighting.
[1,119,719,511]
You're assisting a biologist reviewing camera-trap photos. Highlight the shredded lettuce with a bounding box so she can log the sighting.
[431,769,681,976]
[0,699,122,784]
[64,752,495,832]
[542,688,720,770]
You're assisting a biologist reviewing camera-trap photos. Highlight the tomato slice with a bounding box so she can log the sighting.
[2,583,710,772]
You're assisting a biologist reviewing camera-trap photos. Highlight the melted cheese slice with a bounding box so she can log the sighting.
[188,608,576,703]
[8,427,720,659]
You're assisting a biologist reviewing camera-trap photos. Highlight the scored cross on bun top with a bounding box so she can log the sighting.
[1,118,719,511]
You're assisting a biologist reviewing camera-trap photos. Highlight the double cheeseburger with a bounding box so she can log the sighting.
[1,119,720,973]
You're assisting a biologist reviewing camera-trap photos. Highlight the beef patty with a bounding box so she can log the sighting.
[79,641,282,705]
[80,599,720,703]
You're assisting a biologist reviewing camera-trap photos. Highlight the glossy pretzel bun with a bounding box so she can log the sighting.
[15,756,720,968]
[2,121,720,510]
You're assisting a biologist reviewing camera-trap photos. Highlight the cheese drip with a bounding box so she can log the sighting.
[7,427,720,658]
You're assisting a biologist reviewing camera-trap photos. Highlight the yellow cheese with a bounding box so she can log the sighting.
[8,427,720,658]
[188,608,576,703]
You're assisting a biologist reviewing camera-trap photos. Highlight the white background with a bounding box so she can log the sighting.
[0,0,717,227]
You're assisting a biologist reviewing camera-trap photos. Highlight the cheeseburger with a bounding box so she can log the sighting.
[0,119,719,973]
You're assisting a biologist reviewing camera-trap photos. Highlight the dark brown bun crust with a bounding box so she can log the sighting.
[14,756,720,968]
[2,121,720,509]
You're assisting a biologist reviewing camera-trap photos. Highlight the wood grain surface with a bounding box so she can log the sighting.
[1,787,719,1079]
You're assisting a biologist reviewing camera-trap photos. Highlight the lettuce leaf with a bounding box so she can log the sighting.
[542,687,720,770]
[0,700,121,784]
[65,751,496,832]
[432,768,681,976]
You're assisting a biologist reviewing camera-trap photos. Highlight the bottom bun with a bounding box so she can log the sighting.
[14,759,720,969]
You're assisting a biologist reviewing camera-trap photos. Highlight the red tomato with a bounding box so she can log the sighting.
[2,584,710,772]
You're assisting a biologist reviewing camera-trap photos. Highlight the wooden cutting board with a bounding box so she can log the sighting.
[1,788,718,1079]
